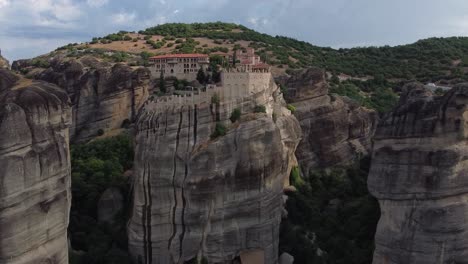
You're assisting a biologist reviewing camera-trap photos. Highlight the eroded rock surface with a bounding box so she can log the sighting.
[368,83,468,264]
[13,56,150,141]
[0,71,71,264]
[278,68,378,173]
[128,75,301,264]
[0,55,9,69]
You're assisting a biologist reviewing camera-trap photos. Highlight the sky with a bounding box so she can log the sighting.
[1,0,468,61]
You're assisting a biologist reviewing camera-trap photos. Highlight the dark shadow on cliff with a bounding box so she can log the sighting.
[280,157,380,264]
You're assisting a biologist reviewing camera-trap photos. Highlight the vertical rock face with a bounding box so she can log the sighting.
[128,76,301,264]
[14,56,150,141]
[0,69,72,264]
[277,68,378,173]
[368,83,468,264]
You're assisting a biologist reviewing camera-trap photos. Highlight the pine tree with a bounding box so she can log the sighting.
[197,67,206,84]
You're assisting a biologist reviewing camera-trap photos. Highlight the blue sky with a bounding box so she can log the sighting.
[1,0,468,61]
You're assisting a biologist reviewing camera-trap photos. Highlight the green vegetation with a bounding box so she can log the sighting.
[254,105,267,113]
[159,71,166,93]
[197,67,207,84]
[280,158,380,264]
[211,122,227,139]
[211,93,220,105]
[330,78,399,113]
[287,104,297,113]
[111,52,130,63]
[290,166,303,187]
[229,108,241,123]
[31,58,50,68]
[69,134,134,264]
[139,22,468,83]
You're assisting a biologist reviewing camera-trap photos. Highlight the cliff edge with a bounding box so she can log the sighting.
[369,83,468,264]
[0,69,72,264]
[128,70,301,264]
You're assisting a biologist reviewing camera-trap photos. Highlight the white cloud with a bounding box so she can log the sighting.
[86,0,108,8]
[111,11,136,25]
[173,9,179,14]
[0,0,82,28]
[248,17,258,26]
[0,0,10,8]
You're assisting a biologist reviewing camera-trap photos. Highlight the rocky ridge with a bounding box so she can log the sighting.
[368,83,468,264]
[0,69,71,264]
[13,55,150,142]
[128,73,301,264]
[278,68,378,174]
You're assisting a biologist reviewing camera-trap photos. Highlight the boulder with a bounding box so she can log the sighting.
[279,253,294,264]
[98,187,124,224]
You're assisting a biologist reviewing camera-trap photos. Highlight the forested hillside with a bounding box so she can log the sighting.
[139,22,468,82]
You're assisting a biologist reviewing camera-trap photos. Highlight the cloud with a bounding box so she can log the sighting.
[111,11,136,25]
[86,0,108,7]
[1,0,468,61]
[0,0,9,8]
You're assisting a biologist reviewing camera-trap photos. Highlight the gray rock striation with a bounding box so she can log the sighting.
[0,69,72,264]
[128,74,301,264]
[13,56,150,142]
[368,83,468,264]
[278,68,378,173]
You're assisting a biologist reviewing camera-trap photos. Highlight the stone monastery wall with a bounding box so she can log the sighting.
[145,70,272,113]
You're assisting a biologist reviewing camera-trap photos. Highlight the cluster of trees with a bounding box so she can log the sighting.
[280,158,380,264]
[329,77,399,114]
[69,134,134,264]
[139,23,468,83]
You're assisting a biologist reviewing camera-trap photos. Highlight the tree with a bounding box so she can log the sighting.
[230,108,241,123]
[159,71,166,93]
[197,67,207,84]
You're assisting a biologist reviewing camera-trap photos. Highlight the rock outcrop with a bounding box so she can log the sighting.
[98,187,124,224]
[0,54,9,69]
[13,56,150,142]
[0,69,72,264]
[368,83,468,264]
[278,68,378,174]
[128,75,301,263]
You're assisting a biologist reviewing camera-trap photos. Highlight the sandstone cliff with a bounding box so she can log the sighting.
[278,68,378,174]
[0,69,71,264]
[13,56,150,142]
[128,75,301,264]
[368,83,468,264]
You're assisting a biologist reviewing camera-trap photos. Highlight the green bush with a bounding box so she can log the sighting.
[254,105,266,113]
[211,93,220,105]
[211,122,227,139]
[287,104,296,113]
[97,129,104,136]
[290,166,303,187]
[230,108,241,123]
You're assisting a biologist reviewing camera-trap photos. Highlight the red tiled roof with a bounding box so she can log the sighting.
[149,53,209,59]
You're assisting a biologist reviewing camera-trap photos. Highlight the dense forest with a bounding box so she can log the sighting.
[280,158,380,264]
[69,134,134,264]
